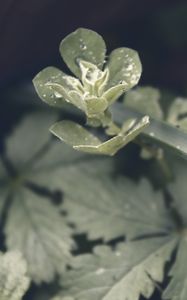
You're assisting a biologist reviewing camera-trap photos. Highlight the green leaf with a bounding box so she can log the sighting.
[163,238,187,300]
[33,67,69,107]
[1,112,112,283]
[106,48,142,90]
[56,237,176,300]
[111,103,187,159]
[0,251,30,300]
[5,112,57,170]
[50,120,101,148]
[60,28,106,78]
[4,188,73,284]
[124,86,163,119]
[50,117,149,156]
[85,97,108,117]
[61,175,174,241]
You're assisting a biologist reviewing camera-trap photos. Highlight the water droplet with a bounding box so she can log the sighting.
[150,132,155,137]
[80,44,87,50]
[176,145,181,150]
[96,268,105,275]
[54,91,62,98]
[115,251,121,257]
[43,94,46,98]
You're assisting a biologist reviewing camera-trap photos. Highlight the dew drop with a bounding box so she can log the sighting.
[54,91,62,98]
[96,268,105,275]
[80,44,87,50]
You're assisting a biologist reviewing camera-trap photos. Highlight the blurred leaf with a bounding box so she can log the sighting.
[124,86,163,119]
[167,97,187,132]
[0,251,30,300]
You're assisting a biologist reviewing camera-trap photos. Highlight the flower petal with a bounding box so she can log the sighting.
[106,48,142,90]
[60,28,106,78]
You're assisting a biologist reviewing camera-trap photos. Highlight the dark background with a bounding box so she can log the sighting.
[1,0,187,163]
[1,0,187,90]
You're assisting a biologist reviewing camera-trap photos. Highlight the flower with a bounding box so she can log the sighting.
[33,28,142,124]
[33,28,149,156]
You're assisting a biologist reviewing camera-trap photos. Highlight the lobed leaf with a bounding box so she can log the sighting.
[5,188,73,284]
[55,237,176,300]
[61,175,175,241]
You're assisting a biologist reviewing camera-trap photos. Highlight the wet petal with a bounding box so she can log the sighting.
[106,48,142,91]
[33,66,69,107]
[60,28,106,78]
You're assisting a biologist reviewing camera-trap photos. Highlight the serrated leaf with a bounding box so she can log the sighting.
[56,237,176,300]
[106,48,142,90]
[60,28,106,78]
[0,251,30,300]
[1,112,113,283]
[60,175,174,241]
[50,117,149,156]
[163,237,187,300]
[124,86,163,119]
[4,188,73,284]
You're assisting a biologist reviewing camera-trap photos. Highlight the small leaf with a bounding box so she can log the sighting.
[106,48,142,90]
[33,67,69,107]
[50,117,149,156]
[50,120,101,148]
[0,251,30,300]
[60,28,106,78]
[103,84,127,105]
[124,86,163,119]
[85,97,108,117]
